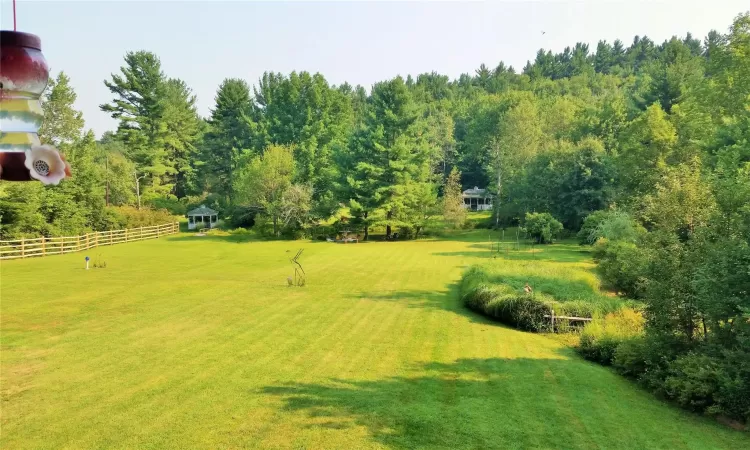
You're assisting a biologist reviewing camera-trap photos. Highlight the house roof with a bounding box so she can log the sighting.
[187,205,218,216]
[462,187,490,197]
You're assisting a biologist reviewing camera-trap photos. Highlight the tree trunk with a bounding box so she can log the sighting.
[105,156,110,207]
[363,211,369,241]
[495,168,502,229]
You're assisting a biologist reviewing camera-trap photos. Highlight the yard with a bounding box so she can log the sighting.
[1,231,748,449]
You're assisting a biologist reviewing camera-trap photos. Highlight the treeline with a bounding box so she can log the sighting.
[1,13,748,241]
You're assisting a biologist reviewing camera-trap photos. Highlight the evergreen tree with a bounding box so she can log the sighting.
[200,78,254,199]
[101,51,171,196]
[342,77,432,239]
[162,78,202,197]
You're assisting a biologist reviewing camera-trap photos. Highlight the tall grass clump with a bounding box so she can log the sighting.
[460,266,550,331]
[459,264,629,332]
[578,308,645,365]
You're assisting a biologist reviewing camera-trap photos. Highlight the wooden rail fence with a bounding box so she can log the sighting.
[545,309,593,331]
[0,222,180,260]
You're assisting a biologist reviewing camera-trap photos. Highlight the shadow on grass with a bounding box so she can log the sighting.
[259,355,736,449]
[432,242,592,263]
[356,284,502,326]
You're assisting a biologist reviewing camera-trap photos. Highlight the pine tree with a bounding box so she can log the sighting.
[161,78,202,197]
[342,77,434,239]
[200,78,254,199]
[101,51,171,196]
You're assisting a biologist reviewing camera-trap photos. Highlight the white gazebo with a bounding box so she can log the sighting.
[187,205,219,230]
[462,187,493,211]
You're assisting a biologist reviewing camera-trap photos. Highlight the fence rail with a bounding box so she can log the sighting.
[0,222,180,260]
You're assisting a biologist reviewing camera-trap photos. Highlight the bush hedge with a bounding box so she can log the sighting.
[459,265,626,332]
[610,335,750,423]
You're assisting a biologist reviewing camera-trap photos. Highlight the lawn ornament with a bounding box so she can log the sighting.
[1,13,71,184]
[85,256,90,270]
[289,249,305,287]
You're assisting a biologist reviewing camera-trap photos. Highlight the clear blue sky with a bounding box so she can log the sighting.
[2,1,747,137]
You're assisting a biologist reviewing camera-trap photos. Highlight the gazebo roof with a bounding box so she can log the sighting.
[187,205,218,216]
[462,187,490,197]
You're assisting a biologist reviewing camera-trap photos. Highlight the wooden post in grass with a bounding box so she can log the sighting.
[77,235,81,251]
[20,237,25,257]
[41,236,45,255]
[551,309,555,332]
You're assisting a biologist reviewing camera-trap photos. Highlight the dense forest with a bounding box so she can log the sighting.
[1,12,749,422]
[1,14,747,241]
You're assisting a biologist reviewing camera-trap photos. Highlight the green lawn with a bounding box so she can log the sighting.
[1,231,747,449]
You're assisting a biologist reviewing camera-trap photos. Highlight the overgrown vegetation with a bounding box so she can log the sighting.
[459,241,630,332]
[578,308,645,365]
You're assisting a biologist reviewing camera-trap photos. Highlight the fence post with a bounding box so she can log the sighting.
[86,233,90,249]
[125,228,129,242]
[140,226,143,240]
[77,235,81,251]
[156,225,160,238]
[551,309,555,332]
[110,230,113,245]
[41,236,46,255]
[21,237,25,258]
[95,232,99,247]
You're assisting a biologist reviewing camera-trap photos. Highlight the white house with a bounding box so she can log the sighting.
[187,205,219,230]
[462,187,493,211]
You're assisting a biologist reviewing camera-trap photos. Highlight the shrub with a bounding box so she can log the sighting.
[578,308,644,365]
[592,211,644,244]
[594,239,649,298]
[522,212,563,244]
[146,195,187,216]
[104,206,176,229]
[226,205,258,229]
[663,353,722,413]
[612,336,649,377]
[577,210,610,245]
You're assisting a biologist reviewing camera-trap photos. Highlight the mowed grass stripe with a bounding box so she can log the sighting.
[1,233,748,449]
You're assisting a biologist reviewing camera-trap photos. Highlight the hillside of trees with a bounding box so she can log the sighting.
[1,13,746,241]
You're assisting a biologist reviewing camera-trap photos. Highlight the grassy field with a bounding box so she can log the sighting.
[2,229,748,449]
